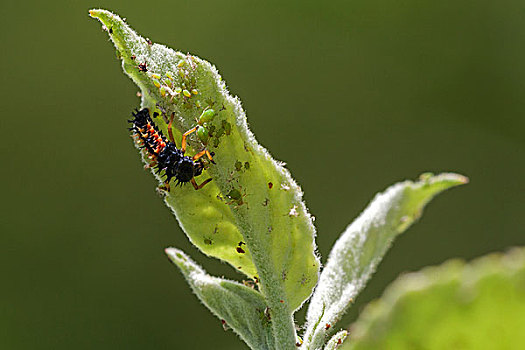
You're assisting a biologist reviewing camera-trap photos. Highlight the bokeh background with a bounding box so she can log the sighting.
[2,0,524,348]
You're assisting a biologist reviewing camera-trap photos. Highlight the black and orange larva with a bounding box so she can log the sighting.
[129,108,214,190]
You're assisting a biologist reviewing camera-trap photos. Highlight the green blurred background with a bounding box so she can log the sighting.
[2,0,524,348]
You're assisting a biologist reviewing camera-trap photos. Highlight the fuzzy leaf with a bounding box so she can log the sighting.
[343,247,525,349]
[302,173,468,349]
[324,331,348,350]
[89,9,320,323]
[165,248,274,350]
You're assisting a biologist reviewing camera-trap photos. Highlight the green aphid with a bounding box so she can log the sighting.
[207,125,216,137]
[183,89,191,98]
[227,189,242,201]
[199,109,215,124]
[197,125,210,144]
[235,161,243,172]
[226,188,246,206]
[222,120,232,135]
[215,127,225,139]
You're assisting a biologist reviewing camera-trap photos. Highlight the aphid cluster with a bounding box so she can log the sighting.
[129,108,214,190]
[142,57,200,109]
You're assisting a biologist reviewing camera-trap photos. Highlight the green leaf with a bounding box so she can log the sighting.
[343,247,525,350]
[90,9,320,347]
[165,248,274,350]
[302,173,468,349]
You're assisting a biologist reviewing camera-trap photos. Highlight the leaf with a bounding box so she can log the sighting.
[324,331,348,350]
[165,248,274,350]
[302,173,468,349]
[89,8,320,321]
[343,247,525,349]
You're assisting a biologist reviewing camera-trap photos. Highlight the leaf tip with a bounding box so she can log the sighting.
[88,8,105,20]
[88,8,122,30]
[420,172,469,187]
[165,247,185,263]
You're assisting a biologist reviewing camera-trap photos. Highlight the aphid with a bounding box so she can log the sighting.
[196,125,209,143]
[198,109,215,124]
[138,62,148,72]
[129,108,214,190]
[299,274,310,286]
[226,188,246,206]
[222,120,232,135]
[243,280,256,289]
[130,55,136,60]
[195,109,216,144]
[281,270,287,281]
[325,323,331,330]
[234,161,243,171]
